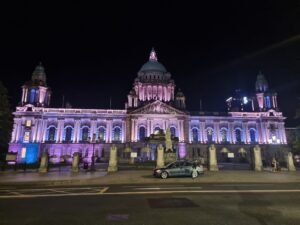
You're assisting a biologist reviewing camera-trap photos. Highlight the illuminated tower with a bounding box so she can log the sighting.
[127,48,175,108]
[20,63,51,107]
[255,71,278,111]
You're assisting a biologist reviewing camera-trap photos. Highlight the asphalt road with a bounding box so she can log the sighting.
[0,183,299,225]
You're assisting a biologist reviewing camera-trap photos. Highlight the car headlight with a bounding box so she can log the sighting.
[155,169,161,173]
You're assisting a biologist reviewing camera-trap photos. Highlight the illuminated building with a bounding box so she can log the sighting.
[9,49,287,164]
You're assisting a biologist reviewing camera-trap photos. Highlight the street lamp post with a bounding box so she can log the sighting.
[90,133,96,171]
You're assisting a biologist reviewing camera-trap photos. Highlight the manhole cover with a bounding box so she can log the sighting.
[148,198,198,208]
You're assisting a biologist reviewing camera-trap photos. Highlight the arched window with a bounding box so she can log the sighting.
[192,128,199,143]
[81,126,89,142]
[220,128,227,143]
[235,128,242,143]
[206,127,214,143]
[154,126,160,134]
[249,129,256,143]
[170,127,176,137]
[97,127,106,142]
[63,126,73,142]
[113,126,121,141]
[139,126,146,141]
[47,126,56,142]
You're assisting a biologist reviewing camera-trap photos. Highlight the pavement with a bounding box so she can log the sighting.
[0,164,299,187]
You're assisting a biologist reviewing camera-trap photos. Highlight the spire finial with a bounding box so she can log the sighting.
[149,47,158,61]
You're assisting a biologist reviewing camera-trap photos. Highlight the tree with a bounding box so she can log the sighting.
[0,81,12,160]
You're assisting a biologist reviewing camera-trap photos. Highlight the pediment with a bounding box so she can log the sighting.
[129,100,185,115]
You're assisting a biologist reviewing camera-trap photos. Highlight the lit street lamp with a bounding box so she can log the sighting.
[90,133,96,171]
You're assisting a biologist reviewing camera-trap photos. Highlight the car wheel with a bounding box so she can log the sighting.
[161,171,168,179]
[192,170,198,178]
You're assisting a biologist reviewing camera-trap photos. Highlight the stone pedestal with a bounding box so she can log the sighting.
[38,152,48,173]
[72,152,80,172]
[129,157,135,164]
[209,144,219,171]
[156,144,165,168]
[165,128,173,151]
[108,144,118,172]
[287,152,296,171]
[253,145,263,171]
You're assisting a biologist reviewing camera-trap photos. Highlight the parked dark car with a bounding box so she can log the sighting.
[153,160,204,179]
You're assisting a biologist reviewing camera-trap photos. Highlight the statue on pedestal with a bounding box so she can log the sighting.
[38,152,49,173]
[156,144,165,168]
[209,144,218,171]
[72,152,80,172]
[108,144,118,172]
[253,145,263,171]
[165,128,173,152]
[287,152,296,171]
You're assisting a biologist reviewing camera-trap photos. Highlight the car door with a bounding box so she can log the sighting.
[181,161,193,176]
[167,162,181,177]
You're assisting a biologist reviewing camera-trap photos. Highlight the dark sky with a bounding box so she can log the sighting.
[1,1,300,125]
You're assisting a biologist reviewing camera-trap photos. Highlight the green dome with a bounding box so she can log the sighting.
[140,60,167,73]
[139,48,167,73]
[32,62,46,84]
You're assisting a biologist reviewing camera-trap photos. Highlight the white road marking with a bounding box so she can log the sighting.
[134,187,203,190]
[100,187,109,194]
[1,188,300,199]
[0,186,109,199]
[102,189,300,195]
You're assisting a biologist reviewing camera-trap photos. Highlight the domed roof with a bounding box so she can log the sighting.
[139,48,167,73]
[32,62,47,84]
[176,89,185,97]
[255,71,268,92]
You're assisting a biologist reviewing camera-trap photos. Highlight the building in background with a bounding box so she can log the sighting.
[8,49,288,165]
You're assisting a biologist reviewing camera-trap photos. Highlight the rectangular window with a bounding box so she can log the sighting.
[21,147,27,158]
[25,120,32,127]
[23,131,30,143]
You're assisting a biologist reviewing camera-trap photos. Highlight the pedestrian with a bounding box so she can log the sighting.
[192,160,198,179]
[271,158,277,172]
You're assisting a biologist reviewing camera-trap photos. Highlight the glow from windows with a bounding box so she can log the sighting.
[23,131,30,143]
[25,120,32,127]
[21,147,26,158]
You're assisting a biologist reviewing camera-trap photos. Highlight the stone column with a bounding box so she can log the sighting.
[260,122,266,144]
[72,152,80,172]
[90,120,97,137]
[156,144,165,168]
[108,144,118,172]
[36,119,44,142]
[38,152,49,173]
[42,120,48,142]
[131,119,135,142]
[10,123,17,143]
[287,152,296,171]
[134,120,138,142]
[253,145,263,171]
[214,123,219,143]
[15,119,22,143]
[121,120,126,143]
[147,119,150,136]
[209,144,219,171]
[106,120,112,143]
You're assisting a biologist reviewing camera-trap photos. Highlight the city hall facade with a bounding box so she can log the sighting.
[9,49,287,165]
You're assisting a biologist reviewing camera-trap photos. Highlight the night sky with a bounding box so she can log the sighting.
[1,1,300,125]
